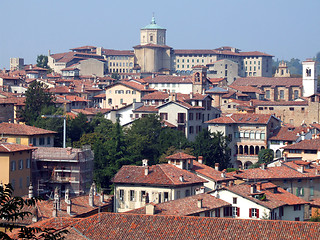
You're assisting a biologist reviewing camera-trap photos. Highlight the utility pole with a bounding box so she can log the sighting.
[41,115,67,148]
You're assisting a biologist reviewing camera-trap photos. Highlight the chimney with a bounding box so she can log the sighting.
[54,187,60,211]
[200,186,205,194]
[198,156,203,164]
[250,184,256,194]
[215,163,219,171]
[190,92,193,99]
[100,190,105,203]
[28,184,33,198]
[229,181,234,186]
[298,165,304,173]
[89,184,94,207]
[197,198,203,208]
[317,159,320,165]
[32,207,38,223]
[221,182,227,187]
[260,163,266,170]
[67,199,72,215]
[221,169,226,178]
[65,188,70,203]
[52,201,57,218]
[142,159,148,166]
[66,147,72,155]
[256,182,262,191]
[312,134,316,139]
[179,175,184,182]
[146,203,155,215]
[145,166,149,176]
[93,182,97,196]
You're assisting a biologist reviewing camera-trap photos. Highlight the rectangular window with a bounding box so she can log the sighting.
[233,197,237,204]
[265,90,270,99]
[39,137,45,146]
[26,176,30,187]
[11,161,16,171]
[261,132,265,140]
[244,131,249,138]
[189,126,194,134]
[19,178,23,189]
[141,191,146,202]
[232,207,240,217]
[47,137,51,145]
[119,189,124,201]
[249,208,259,218]
[130,190,135,201]
[189,113,193,121]
[164,192,169,202]
[279,90,284,99]
[294,205,301,211]
[160,113,168,120]
[185,189,190,197]
[33,138,36,146]
[176,191,180,199]
[16,137,21,144]
[310,187,314,196]
[19,159,23,170]
[215,208,220,217]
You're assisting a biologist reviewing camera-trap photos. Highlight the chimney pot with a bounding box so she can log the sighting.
[145,166,149,176]
[198,156,203,164]
[250,184,256,194]
[28,184,33,198]
[179,175,184,182]
[256,182,262,191]
[197,198,203,208]
[146,203,155,215]
[215,163,219,171]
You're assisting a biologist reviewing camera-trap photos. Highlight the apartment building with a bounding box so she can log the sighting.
[206,113,281,168]
[0,141,35,196]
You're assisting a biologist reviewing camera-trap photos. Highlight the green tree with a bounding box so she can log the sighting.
[258,148,274,164]
[193,130,231,169]
[125,115,162,165]
[36,55,49,69]
[67,113,92,145]
[0,184,67,239]
[19,81,55,125]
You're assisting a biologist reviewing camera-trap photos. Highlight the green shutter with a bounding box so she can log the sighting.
[301,188,304,196]
[296,188,299,196]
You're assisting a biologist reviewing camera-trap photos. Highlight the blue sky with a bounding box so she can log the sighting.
[0,0,319,68]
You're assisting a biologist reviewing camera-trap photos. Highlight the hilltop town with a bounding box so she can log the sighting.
[1,17,320,239]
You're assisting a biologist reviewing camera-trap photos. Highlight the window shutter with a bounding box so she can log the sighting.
[296,188,299,196]
[249,208,252,218]
[256,209,260,218]
[301,188,304,196]
[237,207,240,217]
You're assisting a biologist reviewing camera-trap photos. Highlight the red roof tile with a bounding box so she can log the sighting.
[232,77,302,87]
[282,138,320,151]
[0,142,35,152]
[166,152,196,160]
[128,193,231,216]
[113,164,206,186]
[192,161,236,182]
[0,123,57,136]
[206,113,275,125]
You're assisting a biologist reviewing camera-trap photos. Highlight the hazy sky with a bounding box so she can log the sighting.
[1,0,319,69]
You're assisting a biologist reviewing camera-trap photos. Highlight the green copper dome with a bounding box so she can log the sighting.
[142,16,165,30]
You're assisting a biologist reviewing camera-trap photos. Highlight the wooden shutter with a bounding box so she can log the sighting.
[296,188,299,196]
[249,208,252,218]
[237,207,240,217]
[256,209,260,218]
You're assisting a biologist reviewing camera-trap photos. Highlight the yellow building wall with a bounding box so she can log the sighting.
[0,151,32,197]
[105,85,141,108]
[5,135,30,146]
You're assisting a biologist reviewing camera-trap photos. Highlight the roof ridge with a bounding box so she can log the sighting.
[158,164,176,184]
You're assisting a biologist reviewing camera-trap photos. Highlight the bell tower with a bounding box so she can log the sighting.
[140,15,166,46]
[192,65,208,94]
[302,60,318,97]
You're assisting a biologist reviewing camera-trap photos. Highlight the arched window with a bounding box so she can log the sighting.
[239,145,243,155]
[255,146,260,155]
[244,146,249,155]
[235,146,238,154]
[244,161,253,169]
[250,146,255,155]
[275,150,281,158]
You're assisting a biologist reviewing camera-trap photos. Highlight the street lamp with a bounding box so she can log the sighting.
[41,115,67,148]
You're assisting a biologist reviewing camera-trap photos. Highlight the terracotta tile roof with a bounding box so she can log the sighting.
[239,51,274,57]
[174,49,219,55]
[207,77,226,84]
[102,48,135,56]
[132,105,158,113]
[33,147,93,161]
[252,99,308,106]
[0,142,35,152]
[144,75,193,83]
[113,164,206,186]
[40,212,320,240]
[310,123,320,130]
[229,85,264,94]
[127,193,231,216]
[192,161,236,182]
[133,43,172,49]
[70,45,96,51]
[64,95,90,102]
[269,126,308,141]
[36,195,112,220]
[309,198,320,207]
[93,93,106,98]
[161,120,176,128]
[49,86,76,94]
[282,138,320,151]
[223,182,307,209]
[232,77,302,87]
[166,152,196,160]
[206,113,275,125]
[0,123,57,136]
[141,91,169,100]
